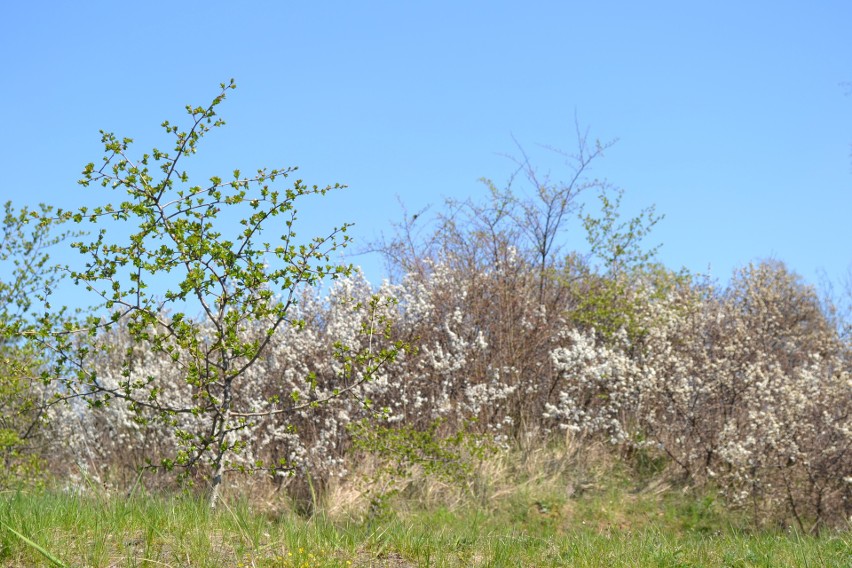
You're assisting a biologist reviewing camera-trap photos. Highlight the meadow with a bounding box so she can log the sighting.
[2,440,850,567]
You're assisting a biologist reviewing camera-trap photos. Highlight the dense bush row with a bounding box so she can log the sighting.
[34,232,851,531]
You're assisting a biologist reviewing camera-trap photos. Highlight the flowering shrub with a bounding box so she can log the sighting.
[43,255,850,529]
[645,262,850,530]
[544,327,640,444]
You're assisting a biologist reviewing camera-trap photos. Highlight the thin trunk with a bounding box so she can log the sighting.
[209,375,233,509]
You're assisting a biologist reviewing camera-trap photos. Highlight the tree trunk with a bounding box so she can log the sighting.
[209,375,233,509]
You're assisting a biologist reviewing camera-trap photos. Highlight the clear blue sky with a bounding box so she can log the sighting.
[2,1,850,298]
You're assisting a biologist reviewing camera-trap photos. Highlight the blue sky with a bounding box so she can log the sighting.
[2,1,850,300]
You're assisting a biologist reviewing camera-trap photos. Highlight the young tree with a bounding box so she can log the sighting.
[481,128,613,303]
[41,81,402,506]
[0,202,77,487]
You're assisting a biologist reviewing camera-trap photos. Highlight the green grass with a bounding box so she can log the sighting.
[0,484,848,567]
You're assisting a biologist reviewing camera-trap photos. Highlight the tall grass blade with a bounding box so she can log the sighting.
[1,520,68,568]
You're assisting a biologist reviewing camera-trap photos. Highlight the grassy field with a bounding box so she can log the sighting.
[1,477,849,567]
[1,439,849,567]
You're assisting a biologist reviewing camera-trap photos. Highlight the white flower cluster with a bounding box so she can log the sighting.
[544,327,640,443]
